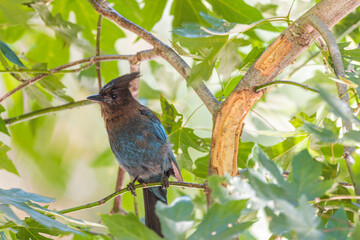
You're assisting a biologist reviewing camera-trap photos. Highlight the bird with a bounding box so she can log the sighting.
[87,72,183,236]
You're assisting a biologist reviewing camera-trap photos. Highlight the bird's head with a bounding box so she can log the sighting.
[87,72,139,107]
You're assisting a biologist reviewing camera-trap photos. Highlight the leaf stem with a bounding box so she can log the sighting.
[58,181,205,214]
[255,80,319,93]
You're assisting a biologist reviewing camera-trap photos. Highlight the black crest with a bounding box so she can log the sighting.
[99,72,140,95]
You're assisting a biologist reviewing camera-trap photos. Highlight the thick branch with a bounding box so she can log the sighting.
[209,0,360,176]
[4,100,93,126]
[87,0,219,115]
[0,50,157,103]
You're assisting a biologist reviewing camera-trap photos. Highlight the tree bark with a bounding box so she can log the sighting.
[209,0,360,176]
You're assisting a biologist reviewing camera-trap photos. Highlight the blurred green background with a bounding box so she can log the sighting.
[0,1,359,238]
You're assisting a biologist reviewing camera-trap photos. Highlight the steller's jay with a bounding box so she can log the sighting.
[87,72,183,236]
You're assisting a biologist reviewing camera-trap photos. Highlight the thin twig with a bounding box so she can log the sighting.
[87,0,219,115]
[314,195,360,203]
[58,181,205,214]
[255,80,319,93]
[4,100,93,125]
[309,15,359,201]
[0,50,158,103]
[96,15,103,90]
[111,167,126,214]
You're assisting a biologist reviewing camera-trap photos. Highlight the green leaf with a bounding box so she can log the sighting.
[0,41,25,67]
[318,87,360,126]
[38,75,74,103]
[290,150,333,200]
[194,154,209,179]
[114,0,142,26]
[0,142,18,175]
[207,175,253,204]
[237,47,264,71]
[266,196,324,239]
[138,80,161,100]
[352,154,360,194]
[263,136,308,170]
[0,188,80,234]
[160,96,210,171]
[251,145,285,184]
[237,141,255,169]
[101,213,162,240]
[141,0,167,31]
[352,223,360,240]
[0,0,32,25]
[0,104,9,136]
[324,207,350,239]
[25,85,52,108]
[188,200,252,240]
[171,0,207,29]
[0,204,23,225]
[303,121,338,143]
[12,218,66,240]
[27,33,70,68]
[31,3,82,44]
[156,196,194,240]
[206,0,263,24]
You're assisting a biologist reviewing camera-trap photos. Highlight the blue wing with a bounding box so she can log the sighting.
[139,107,168,143]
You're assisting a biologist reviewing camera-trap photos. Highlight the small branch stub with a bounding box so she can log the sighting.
[209,89,262,176]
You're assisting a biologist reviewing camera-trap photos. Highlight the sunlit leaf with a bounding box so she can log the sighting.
[207,175,253,204]
[0,41,25,67]
[31,3,83,44]
[266,196,324,239]
[318,88,360,126]
[141,0,167,31]
[156,196,194,240]
[101,213,162,240]
[12,218,66,240]
[171,0,207,29]
[290,150,333,200]
[0,141,18,176]
[0,188,80,234]
[324,207,350,239]
[188,200,252,240]
[160,96,210,171]
[303,121,338,143]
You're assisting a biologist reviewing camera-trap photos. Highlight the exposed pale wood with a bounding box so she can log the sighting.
[209,0,360,176]
[209,89,262,176]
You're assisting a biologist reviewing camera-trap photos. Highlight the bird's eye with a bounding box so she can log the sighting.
[111,94,117,99]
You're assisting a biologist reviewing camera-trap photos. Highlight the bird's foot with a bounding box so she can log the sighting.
[127,177,138,197]
[161,175,169,189]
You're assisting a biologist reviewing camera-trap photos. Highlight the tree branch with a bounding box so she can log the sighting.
[209,0,360,177]
[255,80,319,93]
[96,15,103,90]
[87,0,219,115]
[0,50,157,103]
[58,181,205,214]
[308,14,360,200]
[4,100,93,126]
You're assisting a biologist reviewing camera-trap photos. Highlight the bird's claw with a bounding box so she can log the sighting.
[161,175,169,189]
[127,181,137,197]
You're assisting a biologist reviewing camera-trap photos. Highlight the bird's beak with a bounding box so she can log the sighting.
[87,94,104,102]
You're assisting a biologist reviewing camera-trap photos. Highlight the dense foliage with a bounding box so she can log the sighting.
[0,0,360,239]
